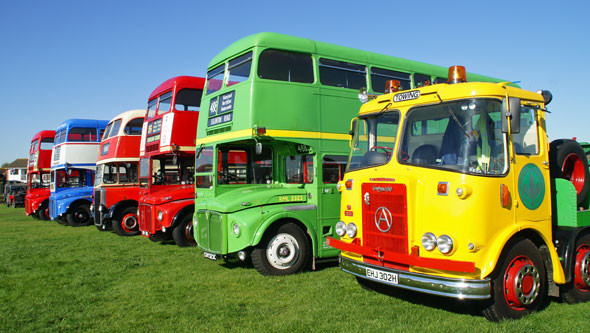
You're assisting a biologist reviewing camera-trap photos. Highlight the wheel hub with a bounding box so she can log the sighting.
[504,256,540,309]
[123,216,137,229]
[266,233,299,270]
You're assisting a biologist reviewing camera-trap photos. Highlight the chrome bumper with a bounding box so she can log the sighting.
[340,255,491,300]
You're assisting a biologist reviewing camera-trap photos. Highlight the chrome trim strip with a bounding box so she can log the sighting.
[340,256,491,300]
[283,204,317,211]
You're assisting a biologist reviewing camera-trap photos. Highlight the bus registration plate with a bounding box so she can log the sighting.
[203,252,217,261]
[366,267,398,285]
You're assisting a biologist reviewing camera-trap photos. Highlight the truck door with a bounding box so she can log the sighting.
[511,106,552,223]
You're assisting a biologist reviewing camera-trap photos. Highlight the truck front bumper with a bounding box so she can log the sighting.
[340,255,491,300]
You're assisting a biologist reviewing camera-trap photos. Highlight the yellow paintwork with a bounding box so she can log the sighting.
[340,81,566,284]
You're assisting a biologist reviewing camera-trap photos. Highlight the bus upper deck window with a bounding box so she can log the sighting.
[175,89,202,111]
[370,67,411,93]
[147,98,157,119]
[227,51,253,87]
[124,118,144,135]
[206,64,225,95]
[158,92,172,115]
[258,49,313,83]
[319,58,366,90]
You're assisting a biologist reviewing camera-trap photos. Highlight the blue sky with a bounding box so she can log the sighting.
[1,0,588,164]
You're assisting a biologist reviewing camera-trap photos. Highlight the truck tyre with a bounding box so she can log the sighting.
[549,139,589,206]
[560,234,590,303]
[37,202,50,221]
[112,207,140,236]
[251,222,310,276]
[172,214,196,247]
[482,239,547,321]
[66,203,92,227]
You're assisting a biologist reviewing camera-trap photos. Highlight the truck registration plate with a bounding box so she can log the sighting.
[366,267,399,285]
[203,252,217,261]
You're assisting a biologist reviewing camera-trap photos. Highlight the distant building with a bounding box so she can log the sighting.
[5,158,28,183]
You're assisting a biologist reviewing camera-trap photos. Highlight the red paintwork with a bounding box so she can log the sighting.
[94,111,144,222]
[139,76,205,238]
[138,185,194,235]
[25,130,55,216]
[327,237,475,273]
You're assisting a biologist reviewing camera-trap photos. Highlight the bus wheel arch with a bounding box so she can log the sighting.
[37,200,50,220]
[251,218,312,275]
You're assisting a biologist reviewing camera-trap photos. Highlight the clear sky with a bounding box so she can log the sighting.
[1,0,588,164]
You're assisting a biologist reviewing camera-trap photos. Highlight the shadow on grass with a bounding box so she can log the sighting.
[357,277,485,317]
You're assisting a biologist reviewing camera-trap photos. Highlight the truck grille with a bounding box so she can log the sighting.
[196,210,223,253]
[361,183,408,256]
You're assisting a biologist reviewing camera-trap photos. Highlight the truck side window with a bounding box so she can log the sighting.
[513,107,539,155]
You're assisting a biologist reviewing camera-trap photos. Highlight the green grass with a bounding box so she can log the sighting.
[0,204,588,332]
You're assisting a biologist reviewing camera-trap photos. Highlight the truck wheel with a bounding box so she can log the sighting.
[37,202,50,221]
[550,139,589,206]
[112,207,140,236]
[251,222,309,276]
[560,234,590,303]
[66,204,92,227]
[482,239,546,321]
[172,214,196,247]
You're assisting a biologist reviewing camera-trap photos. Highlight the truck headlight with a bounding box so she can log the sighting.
[346,223,357,238]
[232,223,240,236]
[437,235,454,254]
[422,232,437,251]
[335,221,346,237]
[157,211,163,221]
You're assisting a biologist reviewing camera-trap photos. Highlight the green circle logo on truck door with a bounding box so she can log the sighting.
[518,163,545,210]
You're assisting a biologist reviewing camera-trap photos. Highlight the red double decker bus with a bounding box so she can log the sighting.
[93,109,144,235]
[24,130,55,219]
[138,76,204,246]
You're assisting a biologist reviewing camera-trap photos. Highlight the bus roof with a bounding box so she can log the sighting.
[207,32,508,83]
[107,109,145,135]
[31,130,56,142]
[148,76,206,101]
[55,119,109,132]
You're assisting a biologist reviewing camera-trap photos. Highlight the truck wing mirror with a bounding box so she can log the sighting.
[501,97,521,134]
[349,119,357,148]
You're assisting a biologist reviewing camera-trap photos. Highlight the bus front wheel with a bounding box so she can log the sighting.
[482,238,547,321]
[66,204,92,227]
[251,222,309,276]
[112,207,140,236]
[172,214,196,247]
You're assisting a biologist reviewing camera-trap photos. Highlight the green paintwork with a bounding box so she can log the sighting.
[518,163,545,210]
[553,178,590,227]
[194,32,512,259]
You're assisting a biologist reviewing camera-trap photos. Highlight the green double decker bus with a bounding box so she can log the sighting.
[194,32,506,275]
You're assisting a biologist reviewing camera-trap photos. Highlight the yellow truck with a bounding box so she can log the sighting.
[327,66,590,321]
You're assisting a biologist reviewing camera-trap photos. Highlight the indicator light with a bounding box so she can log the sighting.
[345,179,353,190]
[500,184,511,208]
[437,182,449,195]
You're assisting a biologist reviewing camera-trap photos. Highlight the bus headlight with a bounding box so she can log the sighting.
[422,232,437,251]
[157,211,163,221]
[346,223,357,238]
[335,221,346,237]
[437,235,454,254]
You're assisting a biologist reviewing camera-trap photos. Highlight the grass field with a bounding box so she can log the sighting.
[1,204,588,332]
